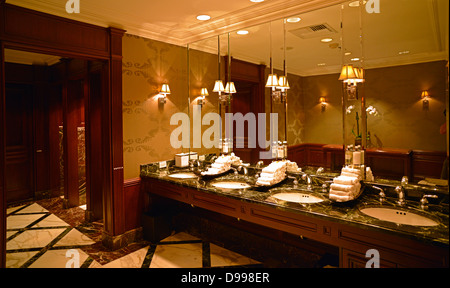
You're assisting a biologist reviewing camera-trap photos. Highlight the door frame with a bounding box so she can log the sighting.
[0,2,126,267]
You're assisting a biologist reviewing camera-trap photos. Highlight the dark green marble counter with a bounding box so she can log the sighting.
[140,164,449,248]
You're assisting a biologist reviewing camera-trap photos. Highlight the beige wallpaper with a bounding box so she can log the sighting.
[122,33,447,179]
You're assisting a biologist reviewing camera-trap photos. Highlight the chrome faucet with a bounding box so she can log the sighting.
[401,176,409,186]
[316,167,324,175]
[287,175,299,186]
[395,186,406,206]
[256,161,264,169]
[302,173,312,190]
[371,186,386,204]
[420,194,438,210]
[237,165,248,176]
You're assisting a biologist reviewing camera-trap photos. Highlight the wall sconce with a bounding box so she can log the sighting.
[421,90,430,110]
[213,80,225,95]
[158,83,170,104]
[421,90,430,103]
[198,88,208,106]
[319,97,327,111]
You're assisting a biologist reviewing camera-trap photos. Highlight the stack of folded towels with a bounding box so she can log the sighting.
[229,152,243,166]
[285,160,301,173]
[256,161,286,186]
[202,155,232,175]
[329,167,362,202]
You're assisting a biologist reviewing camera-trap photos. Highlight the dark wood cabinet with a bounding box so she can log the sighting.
[143,177,448,268]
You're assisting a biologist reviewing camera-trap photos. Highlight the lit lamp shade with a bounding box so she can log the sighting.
[213,80,225,93]
[224,82,236,94]
[338,65,357,83]
[266,74,279,88]
[277,76,290,91]
[354,67,365,83]
[200,88,209,97]
[421,91,430,100]
[319,97,326,103]
[160,83,171,94]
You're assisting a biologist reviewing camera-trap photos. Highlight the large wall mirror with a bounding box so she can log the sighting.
[187,0,449,184]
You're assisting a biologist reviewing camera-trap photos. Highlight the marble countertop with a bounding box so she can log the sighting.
[140,164,449,247]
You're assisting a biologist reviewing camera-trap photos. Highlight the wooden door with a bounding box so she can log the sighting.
[5,83,34,203]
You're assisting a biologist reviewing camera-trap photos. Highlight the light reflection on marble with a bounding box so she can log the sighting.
[32,214,70,228]
[100,246,149,268]
[7,214,46,230]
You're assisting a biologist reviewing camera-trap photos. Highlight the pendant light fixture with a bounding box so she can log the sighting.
[213,35,225,95]
[266,22,278,91]
[277,18,290,99]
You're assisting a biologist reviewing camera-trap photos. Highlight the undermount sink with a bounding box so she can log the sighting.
[168,172,198,179]
[360,207,439,227]
[272,192,325,204]
[211,181,251,190]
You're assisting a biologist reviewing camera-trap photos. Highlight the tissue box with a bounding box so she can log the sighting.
[189,152,198,160]
[175,153,189,167]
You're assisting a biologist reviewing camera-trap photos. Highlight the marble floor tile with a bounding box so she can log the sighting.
[7,228,67,250]
[15,203,48,214]
[6,251,40,268]
[150,243,203,268]
[160,232,200,242]
[28,248,90,268]
[101,246,150,268]
[210,243,261,267]
[53,228,95,247]
[7,205,26,215]
[32,214,70,228]
[7,214,47,230]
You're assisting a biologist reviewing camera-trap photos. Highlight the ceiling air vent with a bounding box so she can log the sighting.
[289,23,337,39]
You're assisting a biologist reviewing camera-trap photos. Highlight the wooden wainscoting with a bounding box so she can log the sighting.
[289,143,447,180]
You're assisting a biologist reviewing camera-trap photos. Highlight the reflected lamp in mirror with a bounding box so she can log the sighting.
[198,88,208,106]
[339,65,359,100]
[213,80,225,95]
[224,82,236,94]
[158,83,171,104]
[319,97,327,111]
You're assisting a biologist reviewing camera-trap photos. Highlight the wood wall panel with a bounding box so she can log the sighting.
[1,5,109,58]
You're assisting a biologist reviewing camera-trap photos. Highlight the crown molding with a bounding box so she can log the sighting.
[6,0,344,46]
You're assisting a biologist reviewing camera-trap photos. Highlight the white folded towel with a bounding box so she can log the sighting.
[329,193,352,202]
[330,182,360,194]
[333,175,359,185]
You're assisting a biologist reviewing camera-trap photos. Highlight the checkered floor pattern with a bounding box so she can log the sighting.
[5,202,261,268]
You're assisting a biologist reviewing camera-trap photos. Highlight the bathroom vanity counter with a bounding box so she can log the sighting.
[141,166,449,268]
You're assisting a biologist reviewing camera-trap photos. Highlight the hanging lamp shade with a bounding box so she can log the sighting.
[160,83,171,94]
[213,80,225,93]
[277,76,290,91]
[338,65,357,82]
[266,74,279,88]
[224,82,236,94]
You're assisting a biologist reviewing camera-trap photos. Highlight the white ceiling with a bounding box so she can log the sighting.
[4,0,449,76]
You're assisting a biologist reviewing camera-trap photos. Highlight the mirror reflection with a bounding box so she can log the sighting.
[187,0,448,185]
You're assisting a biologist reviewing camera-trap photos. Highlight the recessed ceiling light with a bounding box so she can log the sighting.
[196,15,211,21]
[345,52,352,56]
[317,63,326,66]
[398,50,410,55]
[236,30,249,35]
[351,57,360,61]
[286,17,301,23]
[349,1,367,7]
[250,0,265,2]
[321,38,333,43]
